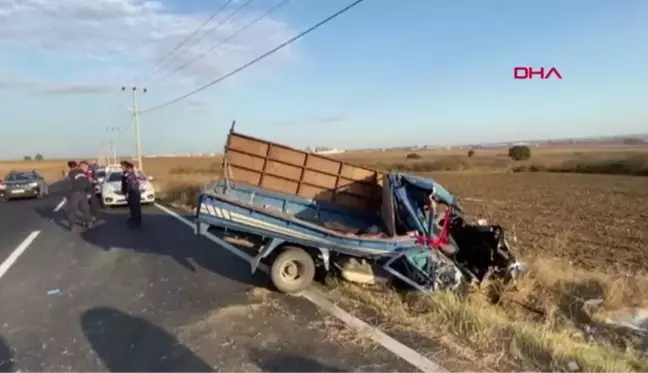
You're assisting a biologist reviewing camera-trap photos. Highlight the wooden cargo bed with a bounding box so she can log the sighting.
[222,131,384,213]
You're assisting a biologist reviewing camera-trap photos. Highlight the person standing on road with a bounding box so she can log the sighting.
[65,161,93,230]
[121,161,142,227]
[79,160,102,223]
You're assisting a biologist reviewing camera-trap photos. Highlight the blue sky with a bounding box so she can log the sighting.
[0,0,646,159]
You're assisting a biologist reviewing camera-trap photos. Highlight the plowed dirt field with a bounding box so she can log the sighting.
[426,172,648,272]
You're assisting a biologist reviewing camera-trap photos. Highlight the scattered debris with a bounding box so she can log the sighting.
[583,298,604,314]
[605,308,648,334]
[335,258,389,285]
[567,361,580,372]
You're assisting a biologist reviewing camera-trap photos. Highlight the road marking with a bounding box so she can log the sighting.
[154,203,446,373]
[0,231,41,280]
[53,198,66,212]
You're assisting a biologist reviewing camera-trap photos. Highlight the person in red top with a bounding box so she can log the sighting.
[79,161,101,222]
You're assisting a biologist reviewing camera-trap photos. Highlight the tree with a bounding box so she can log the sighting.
[508,145,531,161]
[34,153,44,161]
[467,149,475,158]
[23,155,32,161]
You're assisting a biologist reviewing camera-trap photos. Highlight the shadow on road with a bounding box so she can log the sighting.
[0,334,13,373]
[31,180,73,230]
[81,306,213,372]
[33,203,71,231]
[45,180,68,197]
[248,348,344,372]
[75,207,269,288]
[30,191,271,289]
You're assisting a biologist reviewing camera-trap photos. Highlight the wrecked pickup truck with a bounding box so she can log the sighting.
[194,123,524,294]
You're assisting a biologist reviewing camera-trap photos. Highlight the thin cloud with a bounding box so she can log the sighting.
[29,83,117,96]
[0,0,296,86]
[269,116,347,127]
[0,71,116,96]
[184,98,212,112]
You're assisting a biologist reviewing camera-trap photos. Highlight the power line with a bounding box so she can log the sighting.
[138,0,236,84]
[182,0,258,52]
[154,0,291,85]
[146,0,257,86]
[139,0,367,114]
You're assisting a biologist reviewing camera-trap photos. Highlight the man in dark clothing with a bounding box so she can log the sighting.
[65,161,93,230]
[121,161,142,227]
[79,161,101,222]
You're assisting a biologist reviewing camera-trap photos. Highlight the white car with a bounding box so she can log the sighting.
[104,164,123,174]
[100,170,155,207]
[92,167,106,195]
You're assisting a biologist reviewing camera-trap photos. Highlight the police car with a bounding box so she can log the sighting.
[91,166,107,195]
[100,167,155,207]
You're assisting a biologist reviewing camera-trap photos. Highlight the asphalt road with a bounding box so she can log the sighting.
[0,183,418,372]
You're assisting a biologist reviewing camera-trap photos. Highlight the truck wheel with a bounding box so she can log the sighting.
[270,246,316,294]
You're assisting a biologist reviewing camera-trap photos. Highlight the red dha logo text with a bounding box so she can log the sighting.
[514,67,562,80]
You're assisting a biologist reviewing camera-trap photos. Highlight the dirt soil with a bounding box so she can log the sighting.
[425,172,648,273]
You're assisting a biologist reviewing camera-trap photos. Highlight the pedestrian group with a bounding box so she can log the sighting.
[64,160,142,231]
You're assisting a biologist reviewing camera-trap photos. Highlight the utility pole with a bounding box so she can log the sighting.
[106,126,118,164]
[102,142,108,165]
[122,85,147,172]
[98,143,106,165]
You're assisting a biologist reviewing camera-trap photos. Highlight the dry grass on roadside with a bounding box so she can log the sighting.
[154,175,215,208]
[154,175,648,372]
[144,152,648,372]
[328,257,648,372]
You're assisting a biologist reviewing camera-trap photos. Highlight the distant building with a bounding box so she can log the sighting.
[312,147,345,155]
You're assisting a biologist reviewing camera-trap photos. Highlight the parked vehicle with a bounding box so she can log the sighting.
[100,170,155,207]
[92,167,106,195]
[2,170,49,201]
[194,123,524,294]
[94,167,106,183]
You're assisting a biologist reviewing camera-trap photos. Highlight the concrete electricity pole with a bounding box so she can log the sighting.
[122,85,147,172]
[103,142,109,165]
[106,126,118,163]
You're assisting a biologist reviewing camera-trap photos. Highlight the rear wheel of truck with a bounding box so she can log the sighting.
[270,246,316,294]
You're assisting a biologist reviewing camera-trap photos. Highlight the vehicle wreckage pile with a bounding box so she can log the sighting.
[338,173,526,295]
[194,124,525,295]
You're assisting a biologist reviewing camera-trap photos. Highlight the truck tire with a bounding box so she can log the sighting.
[270,246,316,294]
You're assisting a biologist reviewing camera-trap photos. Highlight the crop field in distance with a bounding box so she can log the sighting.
[2,143,648,371]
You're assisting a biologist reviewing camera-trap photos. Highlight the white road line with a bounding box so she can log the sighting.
[53,198,66,212]
[0,231,41,280]
[154,203,446,373]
